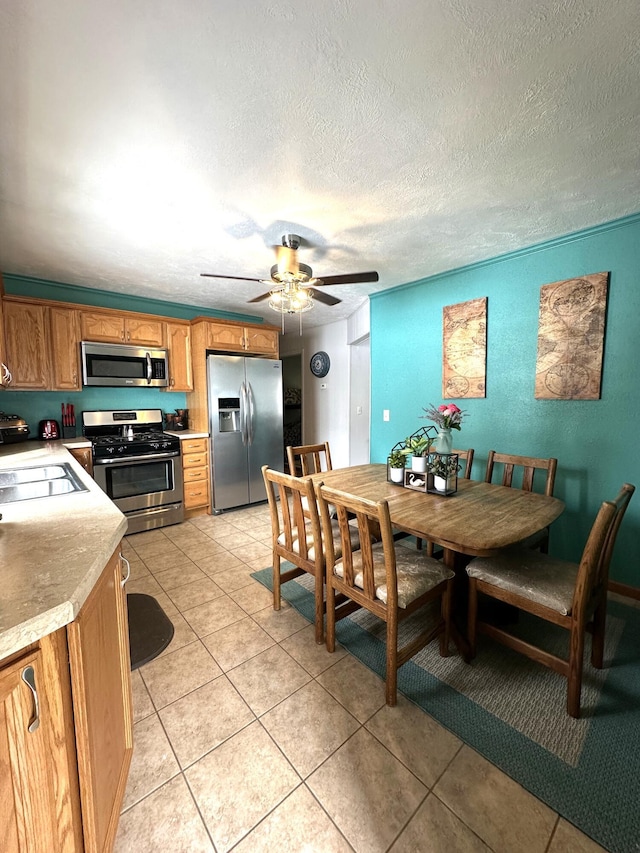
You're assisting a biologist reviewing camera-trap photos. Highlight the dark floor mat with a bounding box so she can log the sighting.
[127,593,175,670]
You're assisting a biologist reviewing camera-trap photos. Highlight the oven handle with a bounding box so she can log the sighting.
[93,450,180,465]
[146,352,152,384]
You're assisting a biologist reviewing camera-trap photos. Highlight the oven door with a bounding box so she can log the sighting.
[93,452,183,514]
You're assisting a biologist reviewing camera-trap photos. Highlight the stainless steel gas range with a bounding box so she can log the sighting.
[82,408,184,534]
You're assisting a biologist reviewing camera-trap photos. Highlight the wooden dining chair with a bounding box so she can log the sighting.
[286,441,332,477]
[466,482,634,718]
[416,447,474,554]
[316,481,455,706]
[484,451,557,552]
[262,465,360,644]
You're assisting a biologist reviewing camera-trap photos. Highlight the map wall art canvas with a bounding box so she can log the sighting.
[442,296,487,399]
[535,272,609,400]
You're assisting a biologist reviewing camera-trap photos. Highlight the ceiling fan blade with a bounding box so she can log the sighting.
[314,271,379,286]
[247,291,271,303]
[308,288,341,306]
[200,273,264,282]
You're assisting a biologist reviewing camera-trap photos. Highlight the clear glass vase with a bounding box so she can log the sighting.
[435,427,453,454]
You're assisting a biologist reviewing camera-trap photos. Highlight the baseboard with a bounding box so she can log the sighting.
[608,580,640,602]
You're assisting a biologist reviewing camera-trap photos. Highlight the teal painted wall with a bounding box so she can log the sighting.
[0,272,267,432]
[370,213,640,587]
[0,387,185,437]
[2,273,263,324]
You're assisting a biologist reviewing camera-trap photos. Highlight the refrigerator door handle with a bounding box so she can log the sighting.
[247,382,256,446]
[240,381,249,445]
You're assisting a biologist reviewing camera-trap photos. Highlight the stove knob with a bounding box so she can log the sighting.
[150,442,159,450]
[117,446,125,454]
[107,446,115,454]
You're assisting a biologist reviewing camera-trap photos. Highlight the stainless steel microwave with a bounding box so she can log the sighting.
[81,342,169,387]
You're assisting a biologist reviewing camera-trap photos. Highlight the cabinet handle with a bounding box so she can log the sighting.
[120,553,131,588]
[21,666,40,733]
[2,362,12,384]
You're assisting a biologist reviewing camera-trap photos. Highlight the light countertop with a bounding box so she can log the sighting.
[0,441,127,660]
[165,430,209,440]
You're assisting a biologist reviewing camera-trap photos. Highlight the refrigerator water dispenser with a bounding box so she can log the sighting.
[218,398,240,433]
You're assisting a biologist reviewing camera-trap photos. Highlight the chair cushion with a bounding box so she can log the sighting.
[466,548,578,615]
[301,495,337,518]
[334,543,454,609]
[277,518,359,561]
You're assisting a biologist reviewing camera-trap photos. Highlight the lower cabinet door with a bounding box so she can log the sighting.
[67,547,133,852]
[0,649,61,852]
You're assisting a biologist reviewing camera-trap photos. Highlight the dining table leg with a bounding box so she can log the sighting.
[442,547,472,662]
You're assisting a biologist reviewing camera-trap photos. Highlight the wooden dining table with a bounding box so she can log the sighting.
[310,464,565,655]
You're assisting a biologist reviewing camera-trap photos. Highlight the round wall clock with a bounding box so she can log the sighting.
[310,351,330,378]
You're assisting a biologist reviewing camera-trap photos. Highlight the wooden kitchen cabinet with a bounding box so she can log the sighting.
[2,300,51,390]
[68,446,93,477]
[0,633,82,853]
[0,546,132,852]
[50,306,82,390]
[67,547,133,853]
[243,325,279,356]
[164,321,193,391]
[0,275,9,388]
[182,437,210,514]
[198,319,279,357]
[81,310,164,347]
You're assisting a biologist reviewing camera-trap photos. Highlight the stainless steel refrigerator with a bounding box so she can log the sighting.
[207,354,283,511]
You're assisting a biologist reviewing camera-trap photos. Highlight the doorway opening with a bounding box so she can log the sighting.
[282,353,303,473]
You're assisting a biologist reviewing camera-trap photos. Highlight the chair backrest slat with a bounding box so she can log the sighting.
[287,442,333,476]
[316,483,396,607]
[452,448,474,480]
[262,466,320,568]
[486,451,557,496]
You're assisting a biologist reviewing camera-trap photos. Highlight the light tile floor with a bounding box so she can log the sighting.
[114,503,608,853]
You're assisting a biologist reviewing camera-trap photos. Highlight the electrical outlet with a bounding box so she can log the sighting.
[383,409,390,421]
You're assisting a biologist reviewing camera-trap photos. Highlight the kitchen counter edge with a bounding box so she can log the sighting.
[0,441,127,660]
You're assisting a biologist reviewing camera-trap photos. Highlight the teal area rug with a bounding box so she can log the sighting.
[252,565,640,853]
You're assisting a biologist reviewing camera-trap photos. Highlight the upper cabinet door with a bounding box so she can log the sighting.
[80,311,165,347]
[123,317,165,347]
[50,306,81,390]
[165,322,193,391]
[81,311,126,343]
[206,323,245,352]
[3,301,51,389]
[244,326,279,356]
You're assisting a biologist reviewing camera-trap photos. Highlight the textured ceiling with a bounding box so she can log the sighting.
[1,1,639,329]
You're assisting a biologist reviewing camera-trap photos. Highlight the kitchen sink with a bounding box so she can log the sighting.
[0,463,89,504]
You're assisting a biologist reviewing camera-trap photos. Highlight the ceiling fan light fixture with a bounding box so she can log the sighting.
[268,283,313,315]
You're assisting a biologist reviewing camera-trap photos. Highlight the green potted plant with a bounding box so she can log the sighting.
[429,453,461,493]
[401,434,432,472]
[388,448,406,483]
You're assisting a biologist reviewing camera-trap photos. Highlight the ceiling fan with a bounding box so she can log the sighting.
[200,234,379,309]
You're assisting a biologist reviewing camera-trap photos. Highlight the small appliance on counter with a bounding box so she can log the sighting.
[38,419,60,440]
[0,412,30,444]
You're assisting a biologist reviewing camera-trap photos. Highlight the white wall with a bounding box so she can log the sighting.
[279,300,371,469]
[279,319,351,468]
